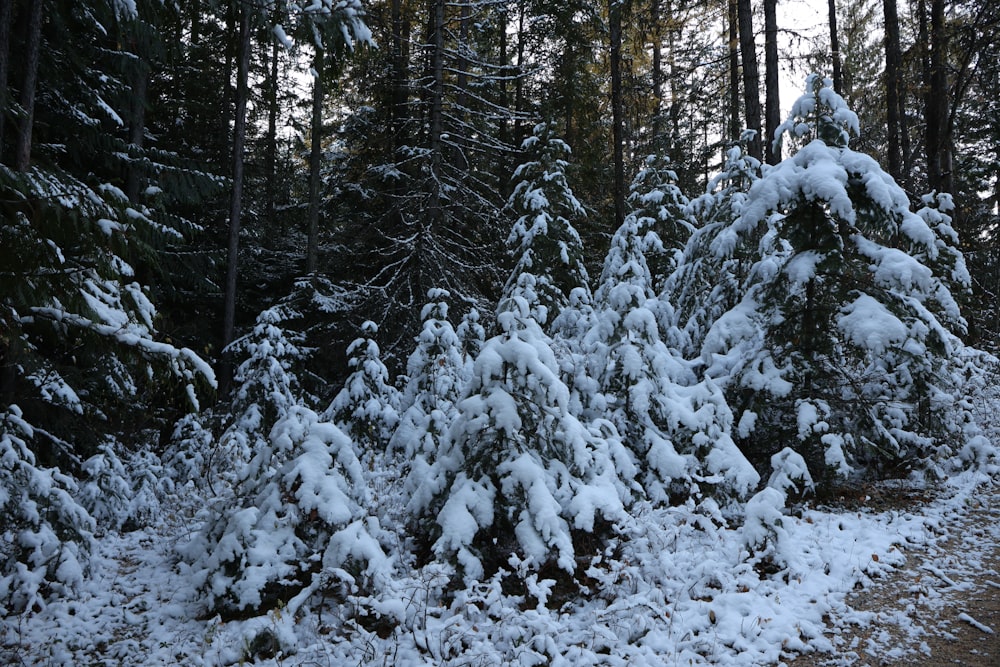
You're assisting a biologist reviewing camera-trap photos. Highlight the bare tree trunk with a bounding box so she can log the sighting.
[221,0,252,393]
[428,0,445,224]
[883,0,903,182]
[14,0,43,172]
[609,0,625,228]
[828,0,842,95]
[925,0,950,193]
[728,0,740,142]
[764,0,780,164]
[737,0,763,161]
[0,0,12,164]
[306,46,324,274]
[651,0,664,139]
[265,3,282,231]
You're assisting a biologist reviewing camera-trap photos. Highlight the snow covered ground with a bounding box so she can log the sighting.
[2,462,996,666]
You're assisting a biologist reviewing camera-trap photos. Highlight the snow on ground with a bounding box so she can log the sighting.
[2,466,996,667]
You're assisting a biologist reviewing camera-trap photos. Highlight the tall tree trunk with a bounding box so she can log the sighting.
[306,46,324,274]
[764,0,780,164]
[609,0,625,228]
[828,0,842,95]
[0,0,12,164]
[514,3,527,144]
[737,0,763,161]
[428,0,445,224]
[651,0,665,140]
[883,0,903,182]
[265,4,282,231]
[728,0,740,142]
[925,0,950,193]
[390,0,408,150]
[221,0,252,393]
[14,0,43,172]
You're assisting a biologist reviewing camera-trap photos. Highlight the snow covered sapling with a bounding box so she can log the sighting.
[0,406,94,615]
[624,154,695,284]
[666,137,761,356]
[325,321,400,451]
[184,406,390,616]
[702,74,977,486]
[423,297,630,585]
[505,123,590,328]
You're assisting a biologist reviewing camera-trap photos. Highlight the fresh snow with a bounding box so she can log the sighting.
[5,467,999,666]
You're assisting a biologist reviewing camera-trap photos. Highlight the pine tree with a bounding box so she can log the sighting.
[324,321,401,452]
[504,123,590,328]
[702,75,979,486]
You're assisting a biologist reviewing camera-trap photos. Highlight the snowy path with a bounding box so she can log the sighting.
[788,481,1000,666]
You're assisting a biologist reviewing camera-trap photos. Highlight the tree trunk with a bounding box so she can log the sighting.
[428,0,445,224]
[737,0,763,161]
[764,0,780,164]
[925,0,950,193]
[306,46,324,274]
[609,0,625,228]
[265,4,282,231]
[0,0,12,164]
[883,0,903,182]
[221,0,252,393]
[651,0,664,139]
[728,0,740,142]
[14,0,43,172]
[828,0,843,95]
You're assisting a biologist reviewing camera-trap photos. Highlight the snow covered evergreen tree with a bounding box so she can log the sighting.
[184,309,390,617]
[324,321,400,452]
[505,123,590,328]
[666,137,762,356]
[391,290,467,515]
[624,154,695,285]
[421,297,631,584]
[702,75,980,486]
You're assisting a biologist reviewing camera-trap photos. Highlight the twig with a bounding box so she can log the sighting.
[958,612,995,634]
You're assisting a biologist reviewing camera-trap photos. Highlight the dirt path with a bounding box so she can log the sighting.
[788,485,1000,666]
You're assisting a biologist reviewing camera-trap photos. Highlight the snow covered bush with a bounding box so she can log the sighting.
[701,75,981,487]
[391,290,467,514]
[624,153,695,283]
[0,406,94,615]
[666,136,761,356]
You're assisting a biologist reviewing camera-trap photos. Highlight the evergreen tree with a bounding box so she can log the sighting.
[702,75,978,486]
[324,321,401,452]
[504,122,590,328]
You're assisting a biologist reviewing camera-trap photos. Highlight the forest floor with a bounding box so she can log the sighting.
[787,483,1000,666]
[2,468,998,666]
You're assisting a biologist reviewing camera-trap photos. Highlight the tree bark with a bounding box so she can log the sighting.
[764,0,780,164]
[883,0,903,182]
[14,0,43,172]
[221,0,252,393]
[427,0,445,225]
[306,46,324,274]
[0,0,12,164]
[609,0,625,228]
[737,0,763,161]
[828,0,842,95]
[925,0,950,193]
[264,4,282,231]
[728,0,740,142]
